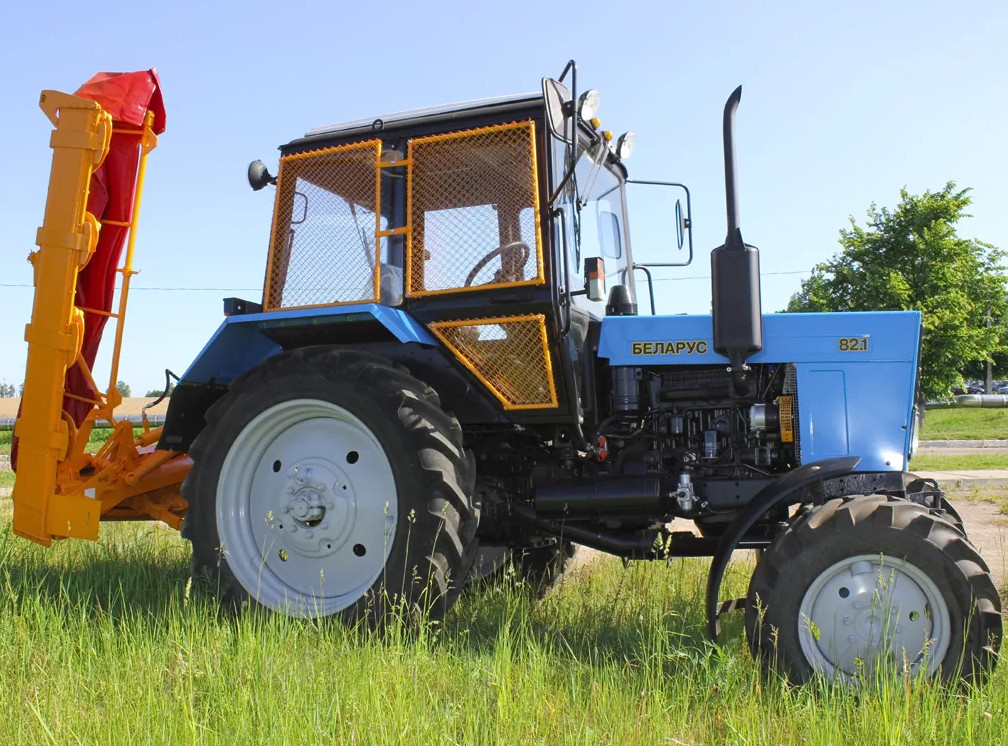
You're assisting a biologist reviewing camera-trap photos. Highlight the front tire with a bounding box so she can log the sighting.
[181,348,478,625]
[746,495,1001,684]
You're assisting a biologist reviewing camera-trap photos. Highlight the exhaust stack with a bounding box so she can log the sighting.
[711,86,762,377]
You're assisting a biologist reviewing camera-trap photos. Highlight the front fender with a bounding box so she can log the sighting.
[704,456,862,641]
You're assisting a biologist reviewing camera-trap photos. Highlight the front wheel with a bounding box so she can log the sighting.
[746,495,1001,684]
[181,348,478,625]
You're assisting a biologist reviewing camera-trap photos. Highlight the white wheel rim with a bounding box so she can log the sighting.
[216,399,398,616]
[798,554,950,679]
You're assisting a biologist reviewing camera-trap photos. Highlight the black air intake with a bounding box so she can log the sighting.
[711,86,762,373]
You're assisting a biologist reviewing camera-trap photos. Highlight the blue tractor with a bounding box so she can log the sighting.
[158,63,999,684]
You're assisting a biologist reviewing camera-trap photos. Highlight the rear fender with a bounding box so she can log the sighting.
[180,303,435,384]
[158,304,435,451]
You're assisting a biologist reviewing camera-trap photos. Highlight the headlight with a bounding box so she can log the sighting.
[909,403,921,460]
[578,90,600,120]
[615,131,636,160]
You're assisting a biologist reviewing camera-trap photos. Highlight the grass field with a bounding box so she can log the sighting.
[0,416,1005,742]
[921,408,1008,441]
[910,452,1008,471]
[0,519,1003,745]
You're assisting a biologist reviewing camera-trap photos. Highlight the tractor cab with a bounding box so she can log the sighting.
[242,66,691,431]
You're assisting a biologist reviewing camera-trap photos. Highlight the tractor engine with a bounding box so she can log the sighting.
[595,362,798,516]
[499,362,800,533]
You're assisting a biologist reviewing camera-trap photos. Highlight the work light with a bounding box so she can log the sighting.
[577,90,600,120]
[615,131,636,159]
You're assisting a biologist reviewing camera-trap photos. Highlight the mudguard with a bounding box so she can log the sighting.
[180,303,435,384]
[705,456,862,641]
[158,304,436,452]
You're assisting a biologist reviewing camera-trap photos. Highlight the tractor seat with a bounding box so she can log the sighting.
[379,263,403,306]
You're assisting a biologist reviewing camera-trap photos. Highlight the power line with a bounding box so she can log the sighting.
[0,269,811,291]
[650,269,811,283]
[0,284,262,291]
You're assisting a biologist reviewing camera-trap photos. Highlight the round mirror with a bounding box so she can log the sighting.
[247,160,276,191]
[675,199,685,250]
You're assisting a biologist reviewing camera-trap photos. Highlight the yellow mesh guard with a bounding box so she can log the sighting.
[407,121,544,297]
[265,140,383,310]
[778,395,794,443]
[429,314,557,410]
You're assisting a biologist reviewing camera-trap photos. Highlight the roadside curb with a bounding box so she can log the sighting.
[914,470,1008,489]
[930,479,1008,489]
[920,439,1008,448]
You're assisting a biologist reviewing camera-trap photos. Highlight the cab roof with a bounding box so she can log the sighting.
[289,92,544,147]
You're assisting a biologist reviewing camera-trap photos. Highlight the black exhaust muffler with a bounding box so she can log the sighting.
[711,86,762,376]
[534,475,662,514]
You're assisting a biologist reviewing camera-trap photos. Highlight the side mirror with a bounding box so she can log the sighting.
[247,160,277,191]
[542,77,571,141]
[584,257,606,302]
[675,198,690,250]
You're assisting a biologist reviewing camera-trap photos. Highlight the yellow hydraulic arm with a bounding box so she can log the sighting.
[12,87,188,546]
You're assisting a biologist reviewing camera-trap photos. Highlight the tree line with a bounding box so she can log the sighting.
[0,381,173,398]
[787,182,1006,400]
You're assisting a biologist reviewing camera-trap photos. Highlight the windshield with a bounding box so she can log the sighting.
[552,137,631,313]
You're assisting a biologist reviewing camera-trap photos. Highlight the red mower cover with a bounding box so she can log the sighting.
[64,69,166,425]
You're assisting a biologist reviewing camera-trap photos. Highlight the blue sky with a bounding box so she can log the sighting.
[0,0,1005,393]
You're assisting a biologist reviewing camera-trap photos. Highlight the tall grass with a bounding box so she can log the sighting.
[0,522,1003,744]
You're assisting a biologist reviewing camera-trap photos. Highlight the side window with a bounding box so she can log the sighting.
[265,140,383,311]
[408,121,544,296]
[284,176,378,306]
[421,204,501,289]
[598,208,622,260]
[551,136,631,312]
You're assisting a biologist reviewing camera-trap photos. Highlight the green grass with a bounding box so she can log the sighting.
[0,426,144,456]
[910,452,1008,471]
[0,521,1002,744]
[922,408,1008,441]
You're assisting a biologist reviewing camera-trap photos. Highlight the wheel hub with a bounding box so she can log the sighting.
[799,554,950,678]
[275,459,356,558]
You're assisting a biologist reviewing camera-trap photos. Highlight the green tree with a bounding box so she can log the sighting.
[787,183,1006,399]
[144,383,173,398]
[116,380,131,398]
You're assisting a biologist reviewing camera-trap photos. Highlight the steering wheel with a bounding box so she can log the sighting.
[464,241,531,287]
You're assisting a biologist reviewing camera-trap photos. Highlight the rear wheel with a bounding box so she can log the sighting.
[181,348,478,625]
[746,495,1001,684]
[515,540,575,595]
[473,540,574,596]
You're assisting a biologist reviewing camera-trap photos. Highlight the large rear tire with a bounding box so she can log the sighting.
[745,495,1001,684]
[181,348,478,625]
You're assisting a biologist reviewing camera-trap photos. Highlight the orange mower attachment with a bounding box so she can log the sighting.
[11,72,189,546]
